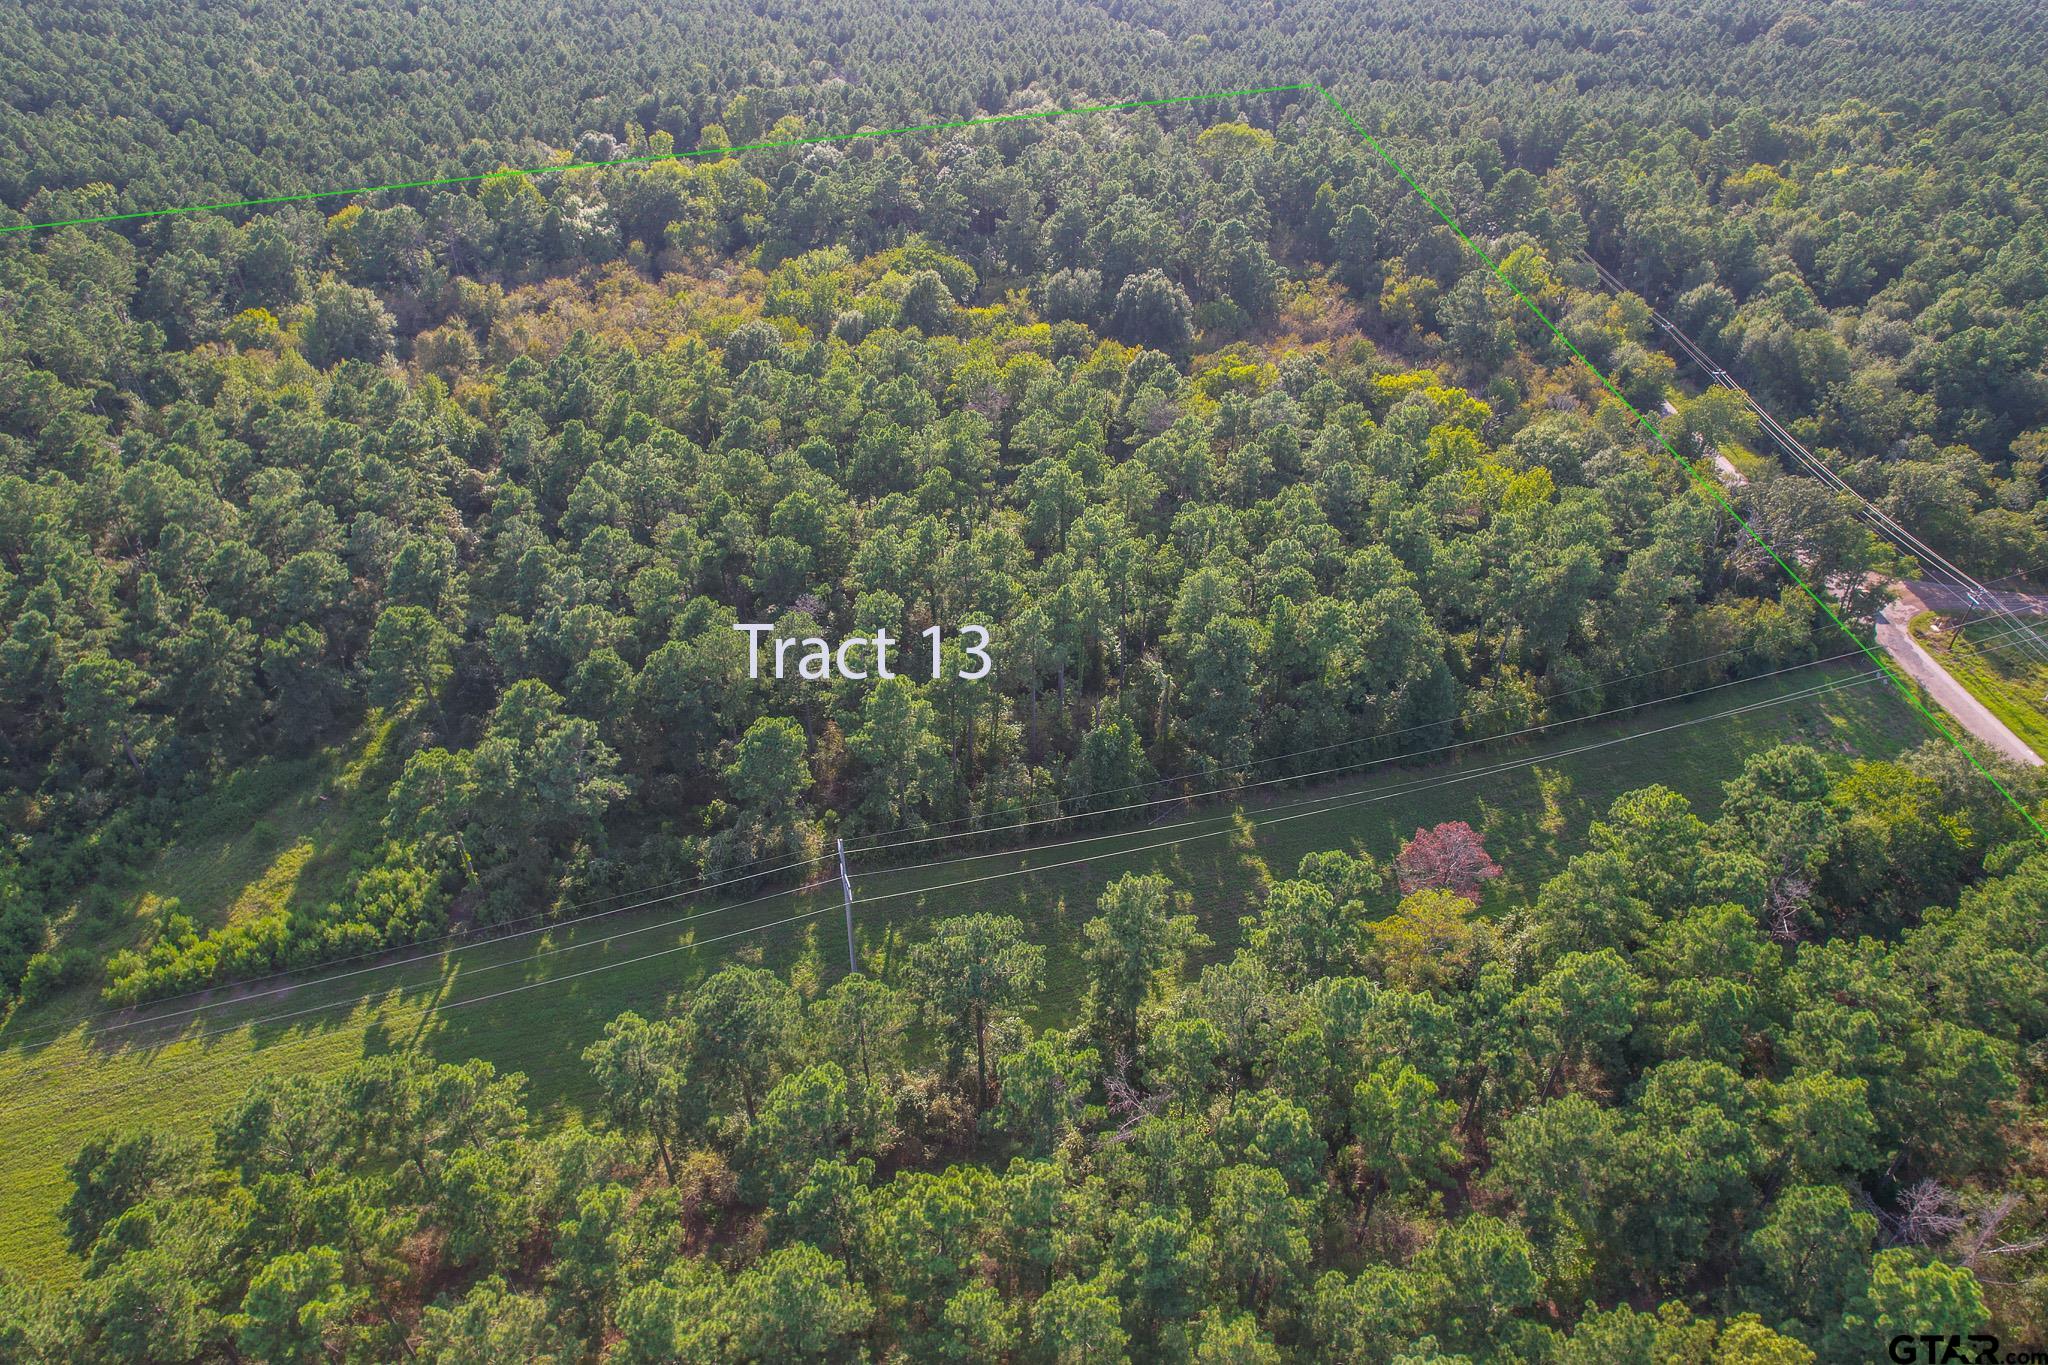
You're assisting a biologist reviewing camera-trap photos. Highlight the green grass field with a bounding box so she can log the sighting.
[39,720,403,1001]
[0,662,1922,1284]
[1720,441,1773,482]
[1911,611,2048,760]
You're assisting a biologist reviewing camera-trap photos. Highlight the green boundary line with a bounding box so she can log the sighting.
[4,75,2036,840]
[0,84,1312,235]
[1308,83,2045,842]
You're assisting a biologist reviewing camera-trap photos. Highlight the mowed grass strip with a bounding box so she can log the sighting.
[31,719,403,1018]
[1911,611,2048,761]
[0,663,1917,1283]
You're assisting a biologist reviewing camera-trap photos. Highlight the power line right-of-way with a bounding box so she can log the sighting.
[1,624,1879,1048]
[15,607,2044,1075]
[0,663,1888,1122]
[1581,250,2048,675]
[6,634,1931,1058]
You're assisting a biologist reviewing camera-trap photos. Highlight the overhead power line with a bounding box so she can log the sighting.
[5,625,1868,1044]
[1581,251,2048,674]
[0,666,1879,1122]
[11,637,1921,1053]
[1314,78,2039,839]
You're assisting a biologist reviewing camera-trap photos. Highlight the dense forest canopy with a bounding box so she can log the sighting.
[5,0,2046,222]
[8,764,2048,1360]
[6,100,1900,1006]
[4,0,2048,1359]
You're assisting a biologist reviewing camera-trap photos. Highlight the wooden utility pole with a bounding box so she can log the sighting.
[836,837,858,974]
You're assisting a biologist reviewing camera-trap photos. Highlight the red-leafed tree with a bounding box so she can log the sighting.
[1394,821,1502,903]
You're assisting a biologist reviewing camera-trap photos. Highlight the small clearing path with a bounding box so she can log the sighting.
[1678,399,2040,765]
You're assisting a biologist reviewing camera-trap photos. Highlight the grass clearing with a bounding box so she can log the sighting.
[1721,440,1773,481]
[0,663,1921,1284]
[1910,611,2048,759]
[145,719,400,934]
[30,723,401,1019]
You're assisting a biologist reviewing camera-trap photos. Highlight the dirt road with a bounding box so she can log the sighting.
[1876,584,2043,767]
[1675,402,2043,766]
